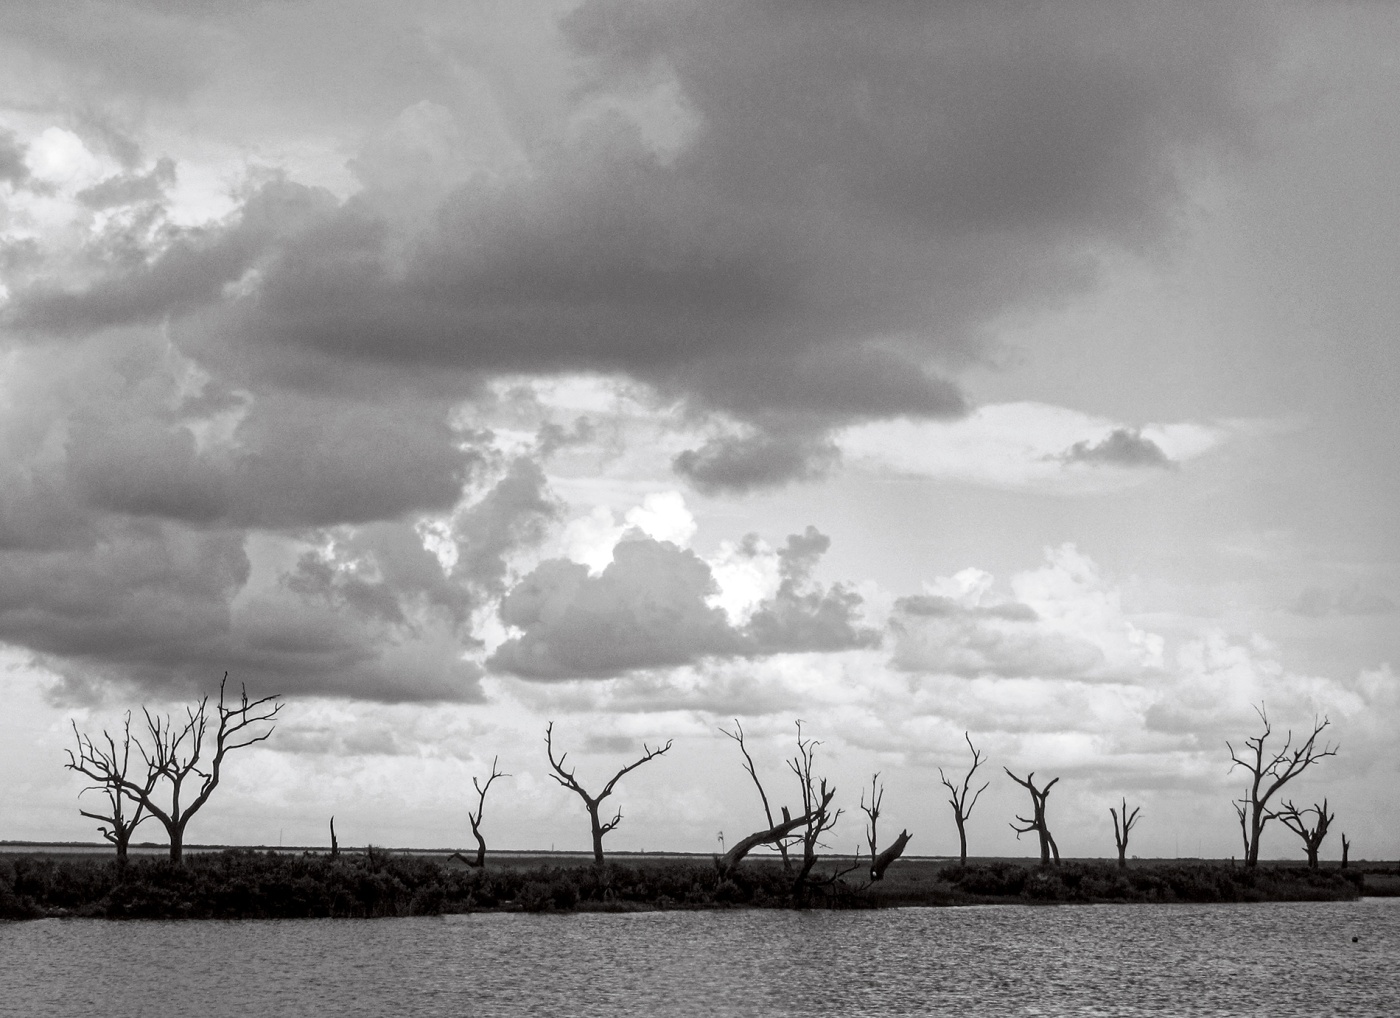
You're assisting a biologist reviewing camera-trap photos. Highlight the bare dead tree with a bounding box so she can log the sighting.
[464,756,508,867]
[545,722,671,865]
[330,816,339,858]
[1227,705,1336,867]
[939,732,989,866]
[1341,833,1350,869]
[1005,768,1060,865]
[65,712,153,862]
[788,722,841,901]
[1275,799,1334,869]
[70,675,282,864]
[861,773,883,864]
[860,772,911,881]
[1109,797,1141,869]
[719,720,797,872]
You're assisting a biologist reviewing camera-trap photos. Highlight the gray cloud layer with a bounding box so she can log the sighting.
[0,1,1283,699]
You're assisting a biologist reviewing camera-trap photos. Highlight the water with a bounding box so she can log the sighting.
[2,899,1395,1017]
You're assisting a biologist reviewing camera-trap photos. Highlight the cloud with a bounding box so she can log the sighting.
[1290,584,1397,618]
[891,548,1163,682]
[4,2,1275,490]
[489,526,878,679]
[1060,427,1174,468]
[0,128,28,184]
[839,403,1220,492]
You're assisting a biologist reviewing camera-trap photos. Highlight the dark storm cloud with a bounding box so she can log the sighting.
[1060,428,1174,468]
[489,526,878,679]
[0,337,561,703]
[5,1,1272,489]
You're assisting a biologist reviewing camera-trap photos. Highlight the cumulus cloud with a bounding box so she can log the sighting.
[891,548,1163,682]
[489,526,878,680]
[1060,427,1174,468]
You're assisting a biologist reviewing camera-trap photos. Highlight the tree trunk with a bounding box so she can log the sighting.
[955,817,967,866]
[588,805,605,865]
[1341,836,1350,869]
[871,831,912,881]
[169,820,185,864]
[1117,843,1127,869]
[472,827,487,868]
[720,811,809,874]
[1306,845,1319,869]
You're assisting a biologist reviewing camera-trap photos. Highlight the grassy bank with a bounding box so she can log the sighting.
[0,851,1373,920]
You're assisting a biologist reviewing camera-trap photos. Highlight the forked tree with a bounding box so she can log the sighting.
[938,732,989,865]
[459,756,508,868]
[1005,768,1060,865]
[860,773,911,881]
[64,711,154,862]
[787,722,844,901]
[1341,833,1351,869]
[1227,705,1336,867]
[1109,797,1142,869]
[1275,799,1333,869]
[67,675,282,864]
[717,720,812,874]
[545,722,671,865]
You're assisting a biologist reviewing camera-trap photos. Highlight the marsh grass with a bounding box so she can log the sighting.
[0,851,1371,920]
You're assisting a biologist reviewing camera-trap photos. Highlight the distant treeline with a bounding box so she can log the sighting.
[0,851,1375,921]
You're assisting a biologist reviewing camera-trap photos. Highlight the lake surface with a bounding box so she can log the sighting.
[2,899,1395,1017]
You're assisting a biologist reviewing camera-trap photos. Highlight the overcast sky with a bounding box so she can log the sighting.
[1,0,1396,862]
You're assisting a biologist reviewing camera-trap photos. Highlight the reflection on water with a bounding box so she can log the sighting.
[2,899,1396,1017]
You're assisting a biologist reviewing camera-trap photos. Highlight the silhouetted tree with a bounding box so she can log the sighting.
[717,720,811,874]
[1227,706,1336,867]
[860,773,911,881]
[464,756,507,867]
[70,675,282,864]
[939,732,989,865]
[786,723,842,902]
[1341,833,1351,869]
[545,722,671,865]
[1276,798,1333,869]
[330,816,339,858]
[64,711,153,862]
[1005,768,1060,865]
[1109,797,1141,869]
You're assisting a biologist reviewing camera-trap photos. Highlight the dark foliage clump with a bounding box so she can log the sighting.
[0,852,812,920]
[939,861,1362,904]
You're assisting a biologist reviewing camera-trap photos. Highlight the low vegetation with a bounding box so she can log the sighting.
[0,851,1378,921]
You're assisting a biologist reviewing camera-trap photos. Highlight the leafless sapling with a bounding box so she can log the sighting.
[787,722,843,901]
[464,756,508,867]
[64,711,153,862]
[717,720,812,874]
[1341,833,1350,869]
[1109,797,1141,869]
[1227,705,1336,867]
[1005,768,1060,865]
[71,675,282,864]
[545,722,671,865]
[939,732,989,866]
[860,773,911,881]
[1275,798,1334,869]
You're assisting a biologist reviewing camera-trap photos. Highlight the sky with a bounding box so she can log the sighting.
[0,0,1396,862]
